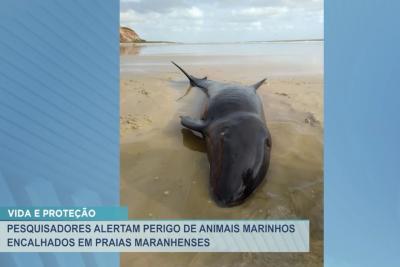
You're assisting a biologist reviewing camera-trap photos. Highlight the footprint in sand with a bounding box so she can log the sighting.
[138,89,150,96]
[120,113,153,135]
[275,92,290,98]
[304,112,320,127]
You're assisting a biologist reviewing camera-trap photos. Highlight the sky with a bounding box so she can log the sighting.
[120,0,324,43]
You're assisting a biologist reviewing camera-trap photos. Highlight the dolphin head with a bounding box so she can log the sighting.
[205,114,271,207]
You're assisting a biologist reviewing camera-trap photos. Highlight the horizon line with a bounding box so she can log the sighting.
[121,38,324,45]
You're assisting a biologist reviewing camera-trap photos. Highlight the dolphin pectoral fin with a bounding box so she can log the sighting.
[251,78,267,90]
[180,116,206,132]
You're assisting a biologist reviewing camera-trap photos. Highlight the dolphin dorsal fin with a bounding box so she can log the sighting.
[251,78,267,90]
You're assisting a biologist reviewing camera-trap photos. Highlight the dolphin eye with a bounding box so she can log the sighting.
[220,128,230,137]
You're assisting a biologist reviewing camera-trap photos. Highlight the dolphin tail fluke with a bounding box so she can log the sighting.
[171,61,209,95]
[171,61,195,86]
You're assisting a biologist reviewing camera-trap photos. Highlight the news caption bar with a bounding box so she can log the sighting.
[0,208,309,252]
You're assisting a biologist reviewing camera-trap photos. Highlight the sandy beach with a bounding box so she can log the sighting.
[120,42,323,267]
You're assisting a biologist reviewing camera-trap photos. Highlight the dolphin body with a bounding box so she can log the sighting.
[172,62,271,207]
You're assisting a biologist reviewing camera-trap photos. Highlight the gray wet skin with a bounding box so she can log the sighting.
[173,62,271,207]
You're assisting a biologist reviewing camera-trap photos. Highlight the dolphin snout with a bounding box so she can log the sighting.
[213,194,244,207]
[212,182,247,207]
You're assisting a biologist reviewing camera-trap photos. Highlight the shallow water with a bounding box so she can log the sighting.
[120,42,323,267]
[121,41,323,76]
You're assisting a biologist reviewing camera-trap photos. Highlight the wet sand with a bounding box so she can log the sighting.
[120,42,323,267]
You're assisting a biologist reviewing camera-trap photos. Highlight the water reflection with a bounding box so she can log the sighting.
[120,44,143,55]
[181,128,206,153]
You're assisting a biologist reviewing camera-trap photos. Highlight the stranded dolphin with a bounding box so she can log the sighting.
[172,62,271,207]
